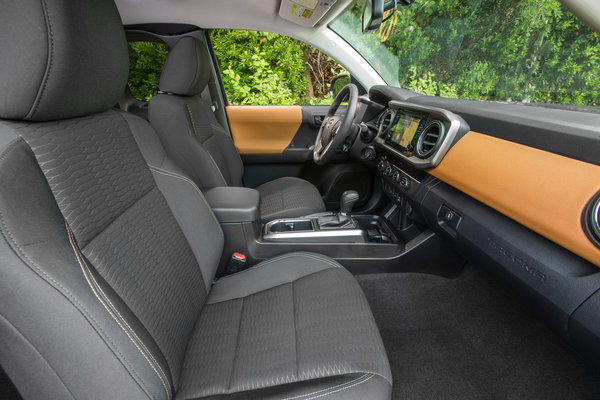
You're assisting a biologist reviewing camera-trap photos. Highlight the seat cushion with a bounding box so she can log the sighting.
[176,252,392,400]
[256,177,326,222]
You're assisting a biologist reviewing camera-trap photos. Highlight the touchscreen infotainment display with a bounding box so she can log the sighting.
[386,110,428,153]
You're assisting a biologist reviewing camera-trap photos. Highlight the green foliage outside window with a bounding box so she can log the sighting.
[128,41,169,101]
[331,0,600,107]
[211,30,306,105]
[211,29,345,105]
[127,1,600,108]
[127,33,345,105]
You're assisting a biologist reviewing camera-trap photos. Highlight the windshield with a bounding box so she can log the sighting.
[330,0,600,108]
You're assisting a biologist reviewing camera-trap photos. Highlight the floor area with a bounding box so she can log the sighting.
[356,265,600,400]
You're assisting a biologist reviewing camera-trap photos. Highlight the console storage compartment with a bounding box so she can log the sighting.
[268,219,314,232]
[263,216,365,243]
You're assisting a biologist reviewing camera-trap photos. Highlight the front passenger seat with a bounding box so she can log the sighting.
[0,1,392,399]
[149,36,326,222]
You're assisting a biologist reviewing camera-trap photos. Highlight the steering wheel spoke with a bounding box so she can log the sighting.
[312,84,358,165]
[314,139,324,155]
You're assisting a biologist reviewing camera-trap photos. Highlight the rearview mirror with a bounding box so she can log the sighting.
[362,0,413,32]
[330,74,351,98]
[362,0,384,32]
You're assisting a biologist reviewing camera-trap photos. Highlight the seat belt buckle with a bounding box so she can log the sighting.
[227,252,247,274]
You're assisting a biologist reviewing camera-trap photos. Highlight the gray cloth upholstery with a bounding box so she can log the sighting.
[148,37,326,221]
[0,125,168,400]
[14,110,208,391]
[0,0,128,121]
[257,177,326,221]
[0,1,391,399]
[177,252,392,399]
[149,94,244,189]
[122,111,225,291]
[158,37,211,96]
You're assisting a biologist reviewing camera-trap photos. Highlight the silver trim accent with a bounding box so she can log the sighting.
[263,218,366,243]
[263,229,365,243]
[374,100,465,169]
[416,120,445,158]
[590,196,600,241]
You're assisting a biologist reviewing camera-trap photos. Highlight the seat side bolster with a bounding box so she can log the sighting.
[0,135,166,400]
[0,225,156,400]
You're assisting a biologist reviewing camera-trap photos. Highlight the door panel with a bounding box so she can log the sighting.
[232,104,374,210]
[226,105,302,154]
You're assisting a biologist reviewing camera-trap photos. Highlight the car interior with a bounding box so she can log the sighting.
[1,0,600,399]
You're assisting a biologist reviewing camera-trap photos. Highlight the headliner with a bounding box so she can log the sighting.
[115,0,354,42]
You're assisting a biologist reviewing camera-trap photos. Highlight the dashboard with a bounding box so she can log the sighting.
[358,100,469,205]
[353,88,600,370]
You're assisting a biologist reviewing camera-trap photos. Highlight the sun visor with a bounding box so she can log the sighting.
[279,0,337,27]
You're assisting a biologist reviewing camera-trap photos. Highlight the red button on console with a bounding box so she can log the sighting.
[232,253,246,261]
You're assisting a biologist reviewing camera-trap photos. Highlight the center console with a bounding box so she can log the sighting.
[262,190,394,243]
[204,185,463,278]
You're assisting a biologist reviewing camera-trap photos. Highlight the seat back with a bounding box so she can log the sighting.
[0,1,223,399]
[149,36,244,190]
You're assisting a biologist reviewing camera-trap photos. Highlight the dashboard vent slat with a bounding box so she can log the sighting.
[416,120,445,159]
[378,110,395,138]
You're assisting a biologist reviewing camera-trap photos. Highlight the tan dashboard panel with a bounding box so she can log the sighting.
[226,106,302,154]
[429,131,600,267]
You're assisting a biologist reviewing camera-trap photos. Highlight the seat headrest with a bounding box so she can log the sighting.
[158,37,211,96]
[0,0,129,122]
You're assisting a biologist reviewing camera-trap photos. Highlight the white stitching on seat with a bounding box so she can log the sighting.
[302,374,374,400]
[68,227,171,394]
[282,373,373,400]
[66,223,171,400]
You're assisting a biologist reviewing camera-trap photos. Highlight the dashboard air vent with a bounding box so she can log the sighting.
[584,192,600,247]
[416,120,445,158]
[378,110,395,138]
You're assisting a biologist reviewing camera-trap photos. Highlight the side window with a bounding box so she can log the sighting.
[127,41,169,101]
[210,29,346,106]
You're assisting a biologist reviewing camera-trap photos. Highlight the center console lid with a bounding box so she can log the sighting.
[204,186,260,223]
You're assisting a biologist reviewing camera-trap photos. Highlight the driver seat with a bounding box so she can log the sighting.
[149,36,326,222]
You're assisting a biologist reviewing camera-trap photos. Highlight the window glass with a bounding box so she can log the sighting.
[127,41,169,101]
[211,29,346,105]
[330,0,600,108]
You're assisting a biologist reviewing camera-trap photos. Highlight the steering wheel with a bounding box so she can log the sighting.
[313,84,359,165]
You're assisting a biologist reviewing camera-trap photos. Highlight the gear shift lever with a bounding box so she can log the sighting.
[340,190,359,216]
[318,190,359,229]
